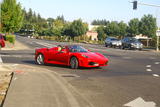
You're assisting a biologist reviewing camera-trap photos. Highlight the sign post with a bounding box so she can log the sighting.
[156,30,160,51]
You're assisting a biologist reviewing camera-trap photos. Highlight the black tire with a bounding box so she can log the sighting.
[105,43,108,47]
[128,45,132,50]
[109,43,112,47]
[36,53,44,65]
[70,57,79,69]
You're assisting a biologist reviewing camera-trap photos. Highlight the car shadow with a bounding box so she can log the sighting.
[22,60,102,70]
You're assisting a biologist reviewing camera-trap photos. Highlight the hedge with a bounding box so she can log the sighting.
[6,35,15,44]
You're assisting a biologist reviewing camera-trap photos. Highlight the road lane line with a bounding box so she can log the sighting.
[146,65,151,68]
[146,69,152,72]
[155,62,160,65]
[152,74,159,77]
[0,55,3,63]
[35,42,56,48]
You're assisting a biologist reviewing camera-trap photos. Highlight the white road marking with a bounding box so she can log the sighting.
[146,69,152,72]
[155,62,160,65]
[0,55,3,63]
[35,42,56,48]
[152,74,160,77]
[124,97,156,107]
[146,65,151,68]
[123,57,132,59]
[0,54,34,58]
[149,57,156,60]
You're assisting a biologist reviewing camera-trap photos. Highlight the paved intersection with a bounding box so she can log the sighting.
[0,36,160,107]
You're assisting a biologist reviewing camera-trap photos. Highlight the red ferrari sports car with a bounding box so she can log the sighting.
[35,45,109,69]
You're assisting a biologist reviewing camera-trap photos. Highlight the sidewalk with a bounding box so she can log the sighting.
[1,64,93,107]
[2,40,29,51]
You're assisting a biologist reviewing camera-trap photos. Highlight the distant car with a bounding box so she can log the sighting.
[121,37,143,50]
[35,45,109,69]
[105,37,122,48]
[0,34,5,49]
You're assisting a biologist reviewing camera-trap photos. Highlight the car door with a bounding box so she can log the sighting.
[47,47,59,61]
[55,48,69,65]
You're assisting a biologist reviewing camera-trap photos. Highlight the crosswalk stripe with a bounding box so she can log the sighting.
[0,55,3,63]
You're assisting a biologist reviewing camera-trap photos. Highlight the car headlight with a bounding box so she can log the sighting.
[82,54,89,58]
[131,43,135,46]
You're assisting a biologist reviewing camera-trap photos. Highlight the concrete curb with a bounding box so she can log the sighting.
[0,72,14,107]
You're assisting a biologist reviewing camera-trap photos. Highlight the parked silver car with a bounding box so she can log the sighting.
[105,37,122,48]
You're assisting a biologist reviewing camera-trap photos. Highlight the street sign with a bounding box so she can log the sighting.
[156,30,160,36]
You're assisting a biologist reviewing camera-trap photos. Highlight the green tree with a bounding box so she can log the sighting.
[128,18,139,37]
[1,0,24,33]
[52,19,64,36]
[105,21,119,37]
[69,19,88,38]
[118,21,127,38]
[96,26,106,41]
[139,14,157,38]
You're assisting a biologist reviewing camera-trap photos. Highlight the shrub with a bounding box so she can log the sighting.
[6,35,15,44]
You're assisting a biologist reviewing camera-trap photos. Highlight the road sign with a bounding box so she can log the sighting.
[124,97,156,107]
[156,30,160,36]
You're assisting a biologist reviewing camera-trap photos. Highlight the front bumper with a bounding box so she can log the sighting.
[78,58,109,67]
[131,44,143,49]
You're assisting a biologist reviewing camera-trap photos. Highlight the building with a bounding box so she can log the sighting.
[135,34,152,47]
[86,31,98,41]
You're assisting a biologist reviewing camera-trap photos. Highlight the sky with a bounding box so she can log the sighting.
[16,0,160,25]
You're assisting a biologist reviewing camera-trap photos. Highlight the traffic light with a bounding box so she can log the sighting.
[133,1,137,10]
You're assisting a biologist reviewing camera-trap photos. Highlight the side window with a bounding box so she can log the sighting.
[125,38,129,42]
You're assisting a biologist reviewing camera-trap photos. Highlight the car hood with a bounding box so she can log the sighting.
[80,52,107,60]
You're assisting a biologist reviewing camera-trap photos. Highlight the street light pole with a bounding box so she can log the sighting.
[157,36,159,51]
[156,30,160,51]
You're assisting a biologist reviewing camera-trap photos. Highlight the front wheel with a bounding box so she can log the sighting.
[70,57,79,69]
[36,54,44,65]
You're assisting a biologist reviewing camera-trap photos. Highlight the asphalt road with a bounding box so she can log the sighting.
[1,36,160,107]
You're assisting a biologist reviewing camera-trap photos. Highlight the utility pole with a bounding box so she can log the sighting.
[156,30,160,51]
[131,1,160,51]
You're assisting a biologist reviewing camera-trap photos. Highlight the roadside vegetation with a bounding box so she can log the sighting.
[0,0,158,47]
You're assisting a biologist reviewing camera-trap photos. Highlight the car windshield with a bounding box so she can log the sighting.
[129,38,140,42]
[68,45,88,52]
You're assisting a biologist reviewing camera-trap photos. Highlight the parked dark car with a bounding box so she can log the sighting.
[121,37,143,50]
[0,34,5,49]
[105,37,122,48]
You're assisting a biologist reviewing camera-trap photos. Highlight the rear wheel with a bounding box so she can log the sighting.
[105,43,108,47]
[36,54,44,65]
[70,57,79,69]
